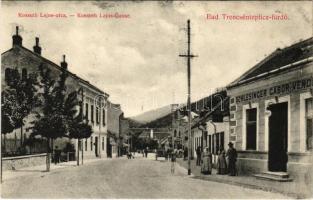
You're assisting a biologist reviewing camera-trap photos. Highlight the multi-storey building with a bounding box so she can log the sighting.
[1,26,109,159]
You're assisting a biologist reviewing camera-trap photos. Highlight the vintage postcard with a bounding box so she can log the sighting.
[1,0,312,199]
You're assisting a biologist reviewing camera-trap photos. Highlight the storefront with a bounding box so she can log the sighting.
[227,37,313,181]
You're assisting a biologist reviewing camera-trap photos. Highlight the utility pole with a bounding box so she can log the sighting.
[81,88,84,165]
[179,19,197,175]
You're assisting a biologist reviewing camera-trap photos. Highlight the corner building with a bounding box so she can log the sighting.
[227,37,313,181]
[1,27,109,159]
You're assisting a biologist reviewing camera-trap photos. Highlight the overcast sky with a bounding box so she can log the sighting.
[1,1,312,117]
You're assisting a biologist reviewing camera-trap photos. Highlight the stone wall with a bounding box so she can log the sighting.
[2,153,47,171]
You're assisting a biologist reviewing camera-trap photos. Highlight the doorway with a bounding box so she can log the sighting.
[268,102,288,172]
[95,137,98,157]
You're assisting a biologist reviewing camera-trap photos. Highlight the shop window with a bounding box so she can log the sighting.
[85,103,89,121]
[91,105,94,123]
[85,139,87,151]
[246,108,257,150]
[90,136,93,151]
[220,132,224,150]
[306,98,313,150]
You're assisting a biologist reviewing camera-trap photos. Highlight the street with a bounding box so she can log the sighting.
[1,157,289,199]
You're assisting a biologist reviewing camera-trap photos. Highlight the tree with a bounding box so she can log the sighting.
[31,64,92,169]
[1,68,38,154]
[67,90,93,165]
[31,64,73,171]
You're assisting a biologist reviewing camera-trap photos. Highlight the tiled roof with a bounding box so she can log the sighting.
[228,37,313,88]
[2,45,108,96]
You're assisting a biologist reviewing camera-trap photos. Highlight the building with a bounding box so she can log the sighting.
[107,101,123,158]
[1,26,109,159]
[172,90,229,162]
[226,37,313,181]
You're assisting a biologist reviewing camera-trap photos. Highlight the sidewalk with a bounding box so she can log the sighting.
[176,158,312,198]
[2,157,115,182]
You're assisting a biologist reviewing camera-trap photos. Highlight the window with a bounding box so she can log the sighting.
[22,68,27,80]
[85,139,87,151]
[174,130,177,137]
[208,135,212,153]
[246,108,257,150]
[306,98,313,150]
[5,68,11,82]
[102,137,104,151]
[90,136,93,151]
[91,105,94,123]
[96,107,99,124]
[85,103,89,121]
[179,131,181,137]
[102,109,106,126]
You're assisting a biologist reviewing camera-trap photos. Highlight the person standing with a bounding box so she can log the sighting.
[54,146,61,165]
[144,147,148,158]
[196,146,202,166]
[201,147,212,175]
[217,149,227,175]
[184,146,188,160]
[171,149,177,174]
[226,142,237,176]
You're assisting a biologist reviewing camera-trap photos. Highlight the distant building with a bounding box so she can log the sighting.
[107,101,123,158]
[119,114,130,155]
[1,26,109,159]
[227,37,313,181]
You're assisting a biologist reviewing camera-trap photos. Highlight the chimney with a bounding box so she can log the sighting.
[33,37,42,55]
[12,26,22,46]
[60,55,68,70]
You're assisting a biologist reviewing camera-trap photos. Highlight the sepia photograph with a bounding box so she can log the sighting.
[1,0,313,199]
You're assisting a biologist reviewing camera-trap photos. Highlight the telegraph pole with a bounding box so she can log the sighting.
[179,19,197,175]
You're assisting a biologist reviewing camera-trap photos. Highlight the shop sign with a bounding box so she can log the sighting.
[236,77,313,103]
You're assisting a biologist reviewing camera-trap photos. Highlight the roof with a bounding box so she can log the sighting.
[2,45,108,96]
[228,37,313,88]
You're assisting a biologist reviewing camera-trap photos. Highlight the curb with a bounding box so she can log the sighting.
[175,162,305,199]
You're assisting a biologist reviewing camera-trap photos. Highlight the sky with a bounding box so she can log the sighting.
[1,1,312,117]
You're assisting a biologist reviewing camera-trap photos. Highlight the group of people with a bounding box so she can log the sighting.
[196,142,237,176]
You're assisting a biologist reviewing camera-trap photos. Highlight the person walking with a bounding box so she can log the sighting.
[226,142,237,176]
[196,146,202,166]
[201,147,212,175]
[170,149,177,174]
[217,149,227,175]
